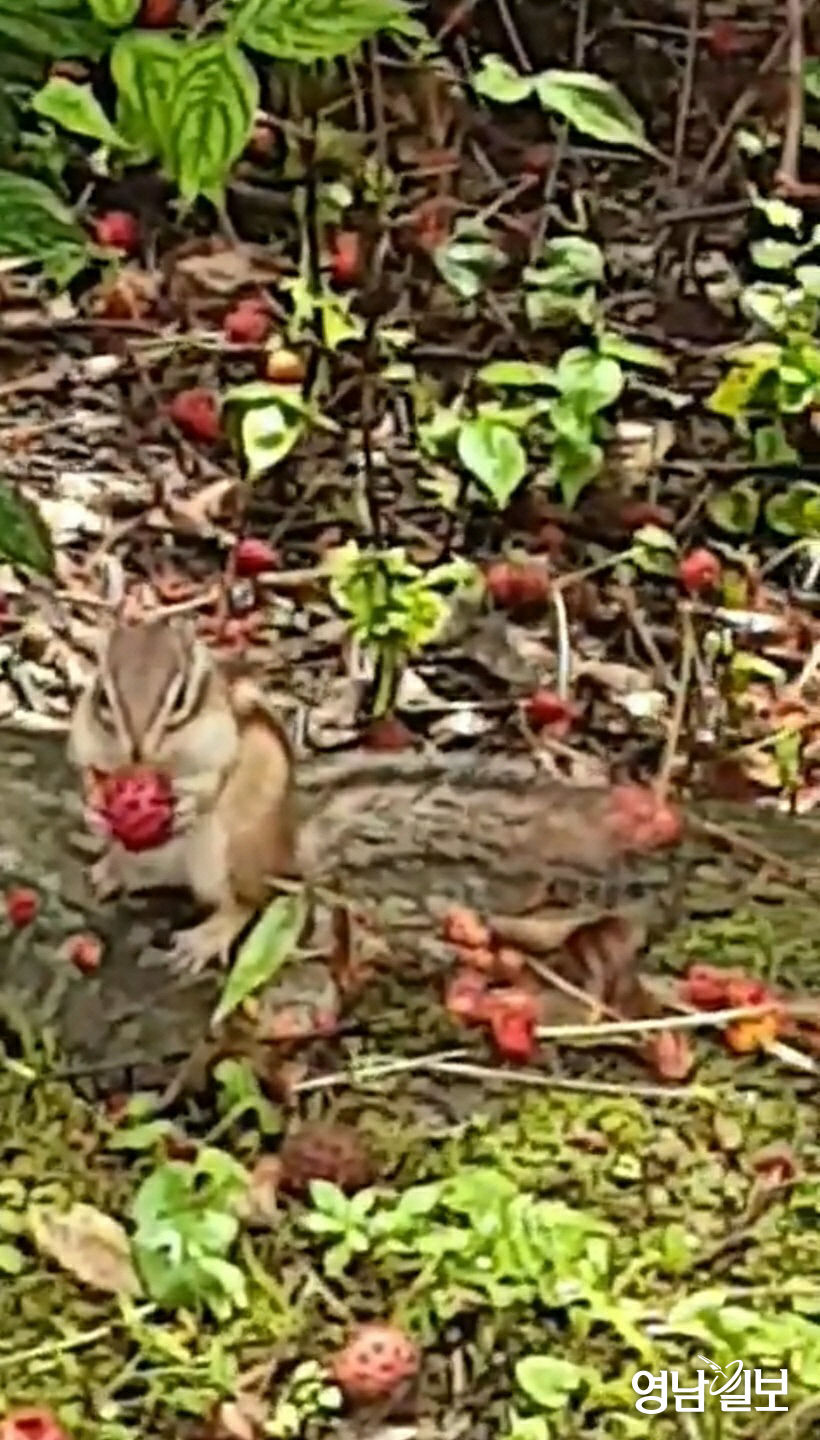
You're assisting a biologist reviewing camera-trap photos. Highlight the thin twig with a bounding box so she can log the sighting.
[672,0,700,184]
[777,0,805,188]
[694,25,793,184]
[656,606,696,800]
[530,0,589,258]
[551,586,572,699]
[492,0,532,72]
[536,1002,784,1042]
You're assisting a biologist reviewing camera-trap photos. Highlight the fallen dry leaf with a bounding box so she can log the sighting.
[29,1202,141,1295]
[644,1030,695,1080]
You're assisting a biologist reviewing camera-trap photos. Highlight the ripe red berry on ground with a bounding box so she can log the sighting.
[4,887,39,928]
[485,560,550,609]
[0,1410,71,1440]
[223,296,272,344]
[139,0,179,23]
[62,931,103,974]
[93,211,140,254]
[606,784,682,853]
[329,230,362,285]
[232,536,279,577]
[169,388,221,443]
[525,689,579,736]
[94,769,174,852]
[332,1322,420,1402]
[678,548,722,595]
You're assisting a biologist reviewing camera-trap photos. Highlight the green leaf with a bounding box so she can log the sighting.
[473,53,535,104]
[478,361,556,388]
[457,417,527,506]
[753,194,803,230]
[433,219,505,299]
[111,30,182,164]
[631,524,678,576]
[515,1355,587,1409]
[706,480,760,535]
[239,399,306,479]
[534,70,651,152]
[533,235,604,290]
[552,439,602,508]
[766,482,820,536]
[599,330,673,373]
[0,482,55,574]
[228,0,415,63]
[751,238,804,270]
[0,0,110,61]
[33,77,125,148]
[213,892,308,1027]
[805,58,820,101]
[88,0,140,23]
[166,38,258,204]
[0,170,88,284]
[555,347,623,411]
[753,423,799,465]
[707,345,781,417]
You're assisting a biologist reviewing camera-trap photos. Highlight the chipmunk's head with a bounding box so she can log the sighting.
[68,618,239,780]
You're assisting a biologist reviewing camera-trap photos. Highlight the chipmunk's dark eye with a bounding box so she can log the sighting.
[164,668,209,731]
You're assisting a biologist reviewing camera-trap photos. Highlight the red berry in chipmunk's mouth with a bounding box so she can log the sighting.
[92,768,175,852]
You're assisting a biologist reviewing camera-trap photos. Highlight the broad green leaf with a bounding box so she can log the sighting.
[766,483,820,536]
[535,70,651,152]
[706,480,760,535]
[213,891,308,1026]
[515,1355,587,1409]
[751,238,804,270]
[457,417,527,506]
[707,345,781,418]
[478,361,556,388]
[631,523,678,576]
[796,264,820,297]
[534,235,604,290]
[753,194,803,230]
[240,401,305,479]
[111,30,182,164]
[599,330,673,373]
[88,0,139,23]
[0,170,88,285]
[30,1203,142,1295]
[167,39,258,204]
[553,439,603,508]
[555,347,623,411]
[753,423,798,465]
[0,482,55,574]
[228,0,416,63]
[433,220,505,299]
[473,53,534,104]
[0,0,110,61]
[33,78,125,149]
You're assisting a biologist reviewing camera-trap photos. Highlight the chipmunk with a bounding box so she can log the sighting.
[68,617,298,973]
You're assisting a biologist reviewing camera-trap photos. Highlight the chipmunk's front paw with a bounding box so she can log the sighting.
[169,905,251,976]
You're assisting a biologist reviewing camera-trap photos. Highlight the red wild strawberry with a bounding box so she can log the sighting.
[223,296,272,345]
[680,964,730,1010]
[93,211,140,254]
[169,388,221,443]
[4,887,39,928]
[678,548,722,595]
[484,988,540,1063]
[232,536,279,577]
[525,689,578,736]
[95,769,174,852]
[485,560,550,610]
[0,1411,72,1440]
[63,931,103,974]
[139,0,179,24]
[332,1322,420,1402]
[329,230,362,285]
